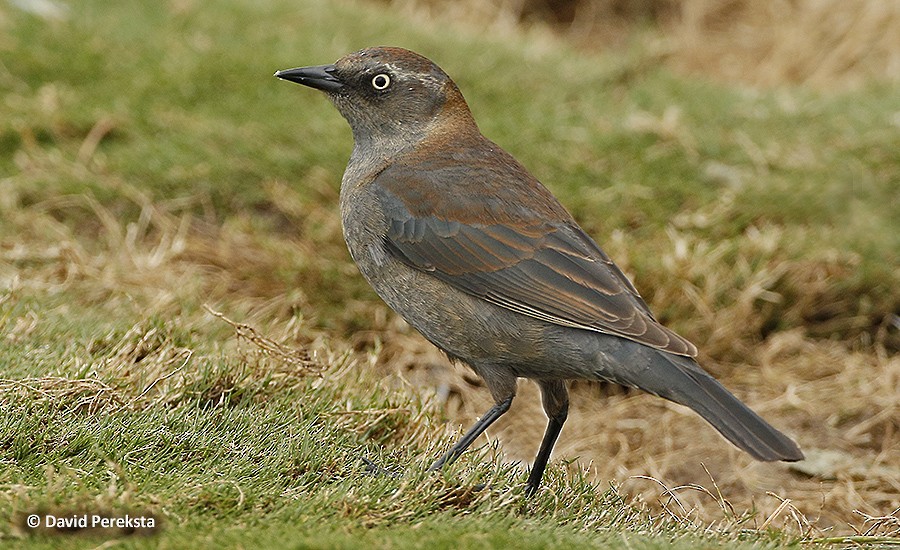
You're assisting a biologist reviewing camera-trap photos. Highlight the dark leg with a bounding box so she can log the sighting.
[428,396,513,471]
[525,380,569,496]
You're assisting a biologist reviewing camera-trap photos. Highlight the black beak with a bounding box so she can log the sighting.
[274,64,344,93]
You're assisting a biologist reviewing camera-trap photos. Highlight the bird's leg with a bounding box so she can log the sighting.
[525,380,569,496]
[428,396,513,471]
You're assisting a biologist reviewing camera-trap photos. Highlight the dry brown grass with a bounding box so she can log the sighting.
[370,320,899,535]
[664,0,900,89]
[380,0,900,90]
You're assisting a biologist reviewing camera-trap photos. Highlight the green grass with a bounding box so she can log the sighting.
[0,315,798,549]
[1,0,898,547]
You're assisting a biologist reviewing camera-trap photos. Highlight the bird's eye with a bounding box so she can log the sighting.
[371,74,391,90]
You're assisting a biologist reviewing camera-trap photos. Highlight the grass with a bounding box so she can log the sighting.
[1,0,899,547]
[0,317,795,549]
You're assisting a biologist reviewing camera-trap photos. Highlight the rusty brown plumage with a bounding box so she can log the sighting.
[275,46,803,496]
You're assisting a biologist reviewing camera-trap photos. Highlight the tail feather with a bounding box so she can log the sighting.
[639,352,803,462]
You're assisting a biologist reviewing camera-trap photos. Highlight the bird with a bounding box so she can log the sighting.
[275,46,803,496]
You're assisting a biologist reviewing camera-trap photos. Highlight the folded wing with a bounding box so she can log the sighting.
[378,170,698,357]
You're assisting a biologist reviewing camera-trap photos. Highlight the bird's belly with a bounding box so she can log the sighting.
[351,239,511,355]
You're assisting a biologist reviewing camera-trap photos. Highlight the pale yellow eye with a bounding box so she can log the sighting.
[371,74,391,90]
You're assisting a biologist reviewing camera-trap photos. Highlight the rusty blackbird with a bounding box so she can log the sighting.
[275,47,803,496]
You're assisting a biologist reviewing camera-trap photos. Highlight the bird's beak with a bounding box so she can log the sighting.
[274,64,344,93]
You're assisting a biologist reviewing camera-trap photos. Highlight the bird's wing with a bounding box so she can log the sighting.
[374,159,699,357]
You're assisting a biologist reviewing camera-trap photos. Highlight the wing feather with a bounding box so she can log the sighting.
[374,150,698,357]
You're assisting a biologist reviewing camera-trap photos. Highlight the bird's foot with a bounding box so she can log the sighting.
[360,457,401,478]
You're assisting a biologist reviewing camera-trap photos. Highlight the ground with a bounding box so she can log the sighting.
[0,0,898,548]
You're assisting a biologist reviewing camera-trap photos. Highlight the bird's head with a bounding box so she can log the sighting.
[276,47,477,151]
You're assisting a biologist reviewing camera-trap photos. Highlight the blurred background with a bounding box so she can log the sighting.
[1,0,898,538]
[382,0,900,89]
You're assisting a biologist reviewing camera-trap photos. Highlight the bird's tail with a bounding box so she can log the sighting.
[636,352,803,462]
